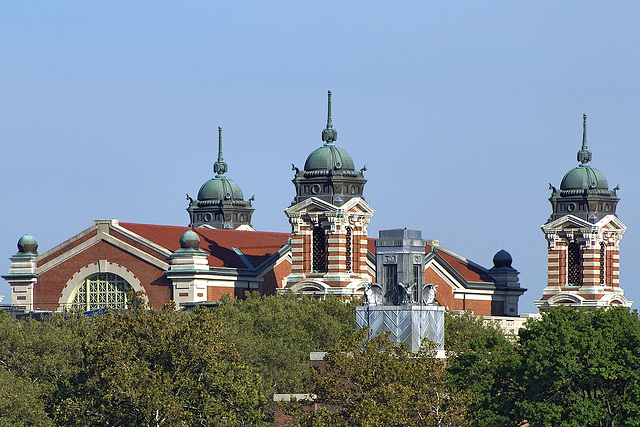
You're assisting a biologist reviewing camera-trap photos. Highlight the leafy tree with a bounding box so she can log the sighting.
[0,310,86,425]
[54,302,266,426]
[295,330,472,427]
[444,310,506,354]
[0,369,53,427]
[208,292,356,400]
[449,306,640,427]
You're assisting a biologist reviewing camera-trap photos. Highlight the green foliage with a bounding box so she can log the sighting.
[207,292,355,397]
[296,330,472,427]
[0,310,86,425]
[449,306,640,427]
[0,293,355,425]
[444,310,506,354]
[0,369,53,427]
[516,307,640,427]
[55,304,266,426]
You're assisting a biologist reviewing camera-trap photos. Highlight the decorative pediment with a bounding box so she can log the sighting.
[37,220,171,274]
[339,197,375,215]
[285,197,338,216]
[595,215,627,232]
[285,196,375,216]
[542,214,627,234]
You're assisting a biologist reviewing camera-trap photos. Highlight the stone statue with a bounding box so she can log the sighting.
[396,282,413,305]
[363,283,383,306]
[422,283,438,305]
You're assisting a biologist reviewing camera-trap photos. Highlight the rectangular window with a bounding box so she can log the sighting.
[384,264,397,302]
[413,264,421,302]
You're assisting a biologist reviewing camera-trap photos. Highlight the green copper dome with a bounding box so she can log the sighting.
[558,115,609,193]
[179,229,201,249]
[195,127,245,205]
[17,234,38,254]
[304,144,355,172]
[560,165,608,191]
[197,177,244,204]
[547,115,620,223]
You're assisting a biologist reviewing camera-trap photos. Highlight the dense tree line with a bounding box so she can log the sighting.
[1,296,639,426]
[0,293,355,426]
[449,306,640,427]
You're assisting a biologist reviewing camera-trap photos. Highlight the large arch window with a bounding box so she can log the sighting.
[71,273,131,311]
[567,242,581,286]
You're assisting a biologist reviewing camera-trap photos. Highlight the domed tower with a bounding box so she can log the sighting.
[187,127,254,230]
[291,91,367,205]
[285,92,375,295]
[535,115,631,310]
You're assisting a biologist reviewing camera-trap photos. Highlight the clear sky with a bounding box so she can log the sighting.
[2,2,639,313]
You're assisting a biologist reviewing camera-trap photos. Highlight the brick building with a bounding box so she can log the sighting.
[4,92,526,316]
[535,115,631,309]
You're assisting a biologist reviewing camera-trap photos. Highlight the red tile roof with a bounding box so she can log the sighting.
[119,223,289,269]
[367,238,376,256]
[426,244,493,284]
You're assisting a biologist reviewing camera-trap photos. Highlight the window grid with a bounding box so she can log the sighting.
[312,227,326,272]
[600,242,606,285]
[71,273,130,311]
[567,242,581,286]
[345,227,352,272]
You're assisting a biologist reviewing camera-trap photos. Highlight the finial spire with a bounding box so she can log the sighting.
[214,126,228,177]
[577,114,592,165]
[321,90,337,144]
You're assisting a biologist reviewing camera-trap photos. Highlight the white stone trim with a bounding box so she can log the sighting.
[58,260,147,311]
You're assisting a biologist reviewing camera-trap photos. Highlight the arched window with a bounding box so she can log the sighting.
[345,227,352,272]
[71,273,131,311]
[312,226,327,272]
[600,242,606,285]
[567,242,581,286]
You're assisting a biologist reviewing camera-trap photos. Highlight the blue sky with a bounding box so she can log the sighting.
[2,2,640,313]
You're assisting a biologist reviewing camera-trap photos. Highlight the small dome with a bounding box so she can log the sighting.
[560,165,609,191]
[493,249,512,268]
[17,234,38,254]
[304,144,355,172]
[197,177,244,202]
[179,230,201,249]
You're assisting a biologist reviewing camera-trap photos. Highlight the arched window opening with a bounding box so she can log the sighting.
[567,242,581,286]
[600,242,606,285]
[312,226,326,272]
[71,273,131,311]
[345,227,353,272]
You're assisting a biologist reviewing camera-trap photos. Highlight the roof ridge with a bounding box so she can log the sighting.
[435,245,489,272]
[118,222,290,236]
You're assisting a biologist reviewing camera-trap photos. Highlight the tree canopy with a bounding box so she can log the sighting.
[295,330,472,427]
[449,306,640,427]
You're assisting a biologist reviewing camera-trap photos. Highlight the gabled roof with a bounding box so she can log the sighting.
[119,223,290,269]
[425,244,494,285]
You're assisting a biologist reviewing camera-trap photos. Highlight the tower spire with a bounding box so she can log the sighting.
[214,126,228,177]
[577,114,592,165]
[322,90,337,144]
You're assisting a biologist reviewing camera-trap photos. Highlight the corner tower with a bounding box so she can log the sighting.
[284,92,374,295]
[187,127,255,230]
[535,115,631,310]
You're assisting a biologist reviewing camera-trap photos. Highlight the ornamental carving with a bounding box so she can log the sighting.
[384,255,396,264]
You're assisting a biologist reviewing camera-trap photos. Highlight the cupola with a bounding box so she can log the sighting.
[548,115,619,223]
[187,127,255,229]
[291,91,367,206]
